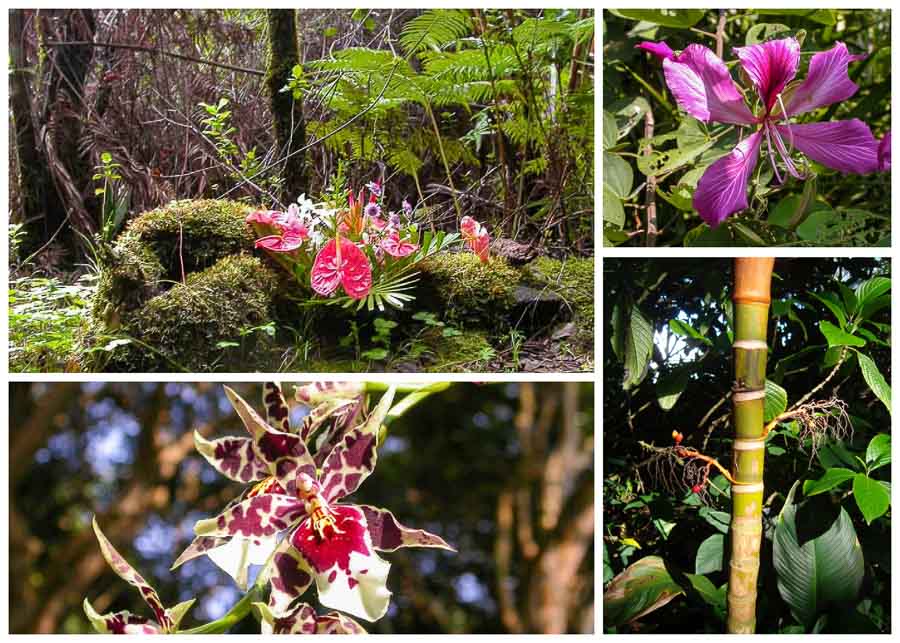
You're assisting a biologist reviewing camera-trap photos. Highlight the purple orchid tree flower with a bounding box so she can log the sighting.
[84,518,196,634]
[190,384,454,624]
[638,37,888,227]
[172,383,363,590]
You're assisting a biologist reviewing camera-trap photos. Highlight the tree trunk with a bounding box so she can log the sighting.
[9,9,66,255]
[726,257,775,633]
[265,9,306,202]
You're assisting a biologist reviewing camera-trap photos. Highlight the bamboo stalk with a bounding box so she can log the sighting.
[726,257,775,634]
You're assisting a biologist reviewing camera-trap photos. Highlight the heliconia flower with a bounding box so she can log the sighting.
[380,232,419,258]
[172,385,359,589]
[310,236,372,300]
[637,37,886,227]
[254,601,366,634]
[460,216,490,263]
[85,518,195,634]
[194,387,455,622]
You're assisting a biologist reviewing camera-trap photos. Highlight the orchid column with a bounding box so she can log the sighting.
[727,258,774,634]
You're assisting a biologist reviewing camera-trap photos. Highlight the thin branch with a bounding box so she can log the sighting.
[642,106,657,246]
[44,40,265,76]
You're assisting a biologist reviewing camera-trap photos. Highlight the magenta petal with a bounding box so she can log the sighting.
[358,505,455,552]
[636,40,674,61]
[693,130,764,228]
[879,131,891,172]
[734,38,800,112]
[777,119,879,174]
[663,45,755,125]
[784,42,863,117]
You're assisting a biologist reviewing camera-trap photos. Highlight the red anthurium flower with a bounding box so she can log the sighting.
[310,236,372,300]
[253,211,309,253]
[194,387,455,622]
[460,216,490,263]
[381,231,419,258]
[173,384,359,589]
[637,37,887,227]
[85,518,195,634]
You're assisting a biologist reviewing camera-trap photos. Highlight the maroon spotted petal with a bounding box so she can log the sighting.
[263,382,291,433]
[83,601,162,635]
[193,432,269,483]
[194,494,306,540]
[319,387,396,503]
[358,505,455,552]
[268,544,314,616]
[295,381,366,406]
[260,602,366,634]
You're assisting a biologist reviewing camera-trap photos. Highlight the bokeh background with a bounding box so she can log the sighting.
[10,381,594,633]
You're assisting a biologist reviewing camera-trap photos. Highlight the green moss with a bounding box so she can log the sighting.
[523,256,594,346]
[97,254,280,372]
[424,330,495,372]
[418,253,520,326]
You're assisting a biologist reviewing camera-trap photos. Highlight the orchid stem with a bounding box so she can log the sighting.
[177,585,264,634]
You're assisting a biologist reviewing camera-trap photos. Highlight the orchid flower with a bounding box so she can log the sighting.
[460,216,490,262]
[638,37,887,227]
[85,518,195,634]
[172,383,362,589]
[193,386,455,623]
[254,602,366,634]
[310,234,373,300]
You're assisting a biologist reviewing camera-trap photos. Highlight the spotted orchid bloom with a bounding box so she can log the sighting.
[172,383,363,589]
[460,216,490,263]
[84,518,195,634]
[255,602,366,634]
[638,37,888,227]
[192,386,454,623]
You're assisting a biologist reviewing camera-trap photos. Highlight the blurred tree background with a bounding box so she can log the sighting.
[10,381,594,633]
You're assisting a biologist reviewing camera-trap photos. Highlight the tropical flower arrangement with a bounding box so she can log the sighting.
[247,183,491,311]
[83,382,454,634]
[637,36,891,228]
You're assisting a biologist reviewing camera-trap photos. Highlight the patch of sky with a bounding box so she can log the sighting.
[472,411,490,429]
[381,435,407,454]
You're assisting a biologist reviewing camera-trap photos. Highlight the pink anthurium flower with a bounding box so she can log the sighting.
[193,387,455,623]
[310,235,372,300]
[460,216,490,262]
[637,37,886,227]
[248,209,309,252]
[85,518,195,634]
[172,384,361,589]
[380,231,419,258]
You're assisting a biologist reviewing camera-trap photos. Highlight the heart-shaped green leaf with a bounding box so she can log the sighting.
[773,482,864,627]
[852,474,891,524]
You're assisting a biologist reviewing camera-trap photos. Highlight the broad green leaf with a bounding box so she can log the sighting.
[746,22,791,45]
[610,302,626,360]
[855,276,891,318]
[852,474,890,524]
[615,96,651,139]
[684,572,724,620]
[668,318,712,345]
[604,152,634,199]
[865,434,891,471]
[611,9,705,28]
[802,467,855,496]
[603,111,618,150]
[764,379,788,423]
[603,184,625,228]
[683,222,734,247]
[857,295,890,325]
[695,534,724,575]
[838,283,858,318]
[796,209,840,242]
[637,139,714,176]
[623,306,654,390]
[856,352,891,414]
[773,481,864,627]
[656,367,689,411]
[808,291,847,329]
[698,507,730,534]
[603,556,684,626]
[818,320,865,348]
[754,9,836,25]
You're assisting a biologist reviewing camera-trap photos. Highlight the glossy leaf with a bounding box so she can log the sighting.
[773,481,864,627]
[819,320,865,347]
[668,318,712,346]
[764,379,788,423]
[852,474,891,524]
[802,467,855,496]
[808,291,847,329]
[865,433,891,471]
[695,533,724,575]
[612,9,705,28]
[856,352,891,414]
[623,306,654,390]
[603,556,684,627]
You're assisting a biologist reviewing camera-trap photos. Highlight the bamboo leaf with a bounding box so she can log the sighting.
[764,379,788,422]
[852,474,891,524]
[818,320,865,348]
[603,556,684,627]
[773,481,864,627]
[856,352,891,414]
[802,467,855,496]
[865,434,891,471]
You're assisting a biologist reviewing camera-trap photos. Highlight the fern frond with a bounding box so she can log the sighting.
[399,9,473,55]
